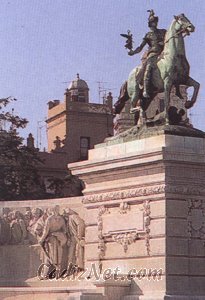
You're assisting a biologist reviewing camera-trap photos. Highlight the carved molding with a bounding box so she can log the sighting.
[83,184,205,205]
[166,185,205,196]
[83,185,165,204]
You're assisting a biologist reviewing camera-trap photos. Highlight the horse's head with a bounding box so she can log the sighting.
[174,14,195,35]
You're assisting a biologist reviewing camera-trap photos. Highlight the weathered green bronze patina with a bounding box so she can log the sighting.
[117,12,200,125]
[128,10,166,99]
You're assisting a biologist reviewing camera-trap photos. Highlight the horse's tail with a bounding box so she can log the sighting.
[113,81,129,114]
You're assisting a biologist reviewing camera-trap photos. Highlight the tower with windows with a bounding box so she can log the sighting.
[46,74,113,163]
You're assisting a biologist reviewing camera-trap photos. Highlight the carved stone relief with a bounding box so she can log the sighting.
[0,206,85,279]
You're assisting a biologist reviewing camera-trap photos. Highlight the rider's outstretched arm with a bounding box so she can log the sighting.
[128,37,147,56]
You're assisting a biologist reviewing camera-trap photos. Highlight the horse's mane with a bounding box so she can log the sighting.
[163,19,185,57]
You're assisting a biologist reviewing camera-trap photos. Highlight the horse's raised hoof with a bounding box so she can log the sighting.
[185,100,194,109]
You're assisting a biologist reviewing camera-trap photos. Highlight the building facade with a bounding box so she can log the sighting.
[46,74,114,163]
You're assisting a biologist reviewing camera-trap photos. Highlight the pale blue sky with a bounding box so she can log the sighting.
[0,0,204,149]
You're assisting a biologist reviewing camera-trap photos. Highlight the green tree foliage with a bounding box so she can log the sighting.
[47,172,84,198]
[0,97,45,200]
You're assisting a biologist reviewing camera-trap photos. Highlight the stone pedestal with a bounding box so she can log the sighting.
[69,126,205,299]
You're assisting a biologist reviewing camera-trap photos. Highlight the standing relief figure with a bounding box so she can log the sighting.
[63,208,85,272]
[38,205,67,278]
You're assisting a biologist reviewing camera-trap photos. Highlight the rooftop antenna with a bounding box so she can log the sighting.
[96,81,108,103]
[100,88,117,104]
[96,81,117,103]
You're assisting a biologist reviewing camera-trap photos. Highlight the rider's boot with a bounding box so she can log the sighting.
[143,78,150,99]
[143,61,152,99]
[143,72,150,98]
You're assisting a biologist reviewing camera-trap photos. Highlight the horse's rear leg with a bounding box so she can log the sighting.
[185,77,200,109]
[164,77,172,124]
[130,88,145,125]
[130,86,141,113]
[114,81,129,114]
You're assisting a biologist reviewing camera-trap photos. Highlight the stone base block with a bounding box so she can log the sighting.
[165,296,205,300]
[0,288,106,300]
[124,295,205,300]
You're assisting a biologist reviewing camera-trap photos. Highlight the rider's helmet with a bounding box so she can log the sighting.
[148,9,158,27]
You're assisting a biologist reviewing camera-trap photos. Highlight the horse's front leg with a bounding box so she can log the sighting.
[164,77,172,124]
[185,77,200,109]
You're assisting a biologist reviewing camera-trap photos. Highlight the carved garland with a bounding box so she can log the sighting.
[187,199,205,241]
[97,205,109,260]
[112,232,138,253]
[143,199,151,256]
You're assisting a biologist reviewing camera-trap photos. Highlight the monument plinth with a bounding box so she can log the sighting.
[68,125,205,299]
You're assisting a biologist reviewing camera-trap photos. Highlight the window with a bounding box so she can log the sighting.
[78,92,86,102]
[80,137,90,160]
